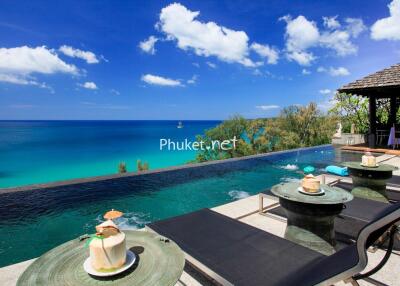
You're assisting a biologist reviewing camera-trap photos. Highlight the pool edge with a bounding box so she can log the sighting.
[0,144,332,194]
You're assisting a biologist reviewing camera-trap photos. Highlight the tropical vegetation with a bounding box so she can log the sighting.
[137,159,150,171]
[329,92,400,133]
[118,162,127,173]
[195,103,337,162]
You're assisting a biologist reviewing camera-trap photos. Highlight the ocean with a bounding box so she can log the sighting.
[0,120,220,188]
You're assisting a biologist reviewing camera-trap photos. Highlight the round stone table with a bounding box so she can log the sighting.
[342,161,398,203]
[271,182,353,255]
[17,230,185,286]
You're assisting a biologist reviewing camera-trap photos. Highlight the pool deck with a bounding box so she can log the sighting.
[342,144,400,156]
[1,153,400,285]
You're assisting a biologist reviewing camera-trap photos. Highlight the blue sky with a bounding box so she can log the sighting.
[0,0,399,120]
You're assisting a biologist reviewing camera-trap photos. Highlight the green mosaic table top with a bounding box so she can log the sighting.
[17,230,185,286]
[271,182,353,204]
[342,161,398,172]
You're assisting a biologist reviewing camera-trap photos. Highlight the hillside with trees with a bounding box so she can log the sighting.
[195,103,337,162]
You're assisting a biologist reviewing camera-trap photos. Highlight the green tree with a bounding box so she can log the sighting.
[329,92,400,133]
[118,162,127,173]
[329,92,369,133]
[195,103,337,163]
[137,160,149,171]
[271,103,336,149]
[195,115,250,162]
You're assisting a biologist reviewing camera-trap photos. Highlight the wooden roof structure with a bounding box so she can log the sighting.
[338,63,400,96]
[337,63,400,148]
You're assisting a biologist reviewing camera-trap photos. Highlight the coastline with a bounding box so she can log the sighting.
[0,120,220,188]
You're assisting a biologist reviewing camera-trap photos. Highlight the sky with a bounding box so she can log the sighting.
[0,0,399,120]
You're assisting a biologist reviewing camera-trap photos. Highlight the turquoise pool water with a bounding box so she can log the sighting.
[0,145,362,267]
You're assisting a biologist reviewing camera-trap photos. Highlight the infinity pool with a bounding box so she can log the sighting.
[0,145,362,267]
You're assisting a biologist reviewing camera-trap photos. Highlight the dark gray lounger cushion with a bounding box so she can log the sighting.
[334,181,400,202]
[267,196,400,249]
[148,209,338,286]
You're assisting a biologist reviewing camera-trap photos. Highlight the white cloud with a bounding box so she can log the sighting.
[281,15,320,52]
[80,81,98,90]
[330,67,350,76]
[187,75,198,84]
[59,45,99,64]
[0,73,38,85]
[250,42,279,64]
[287,51,316,66]
[206,61,217,68]
[157,3,261,67]
[317,66,350,76]
[371,0,400,41]
[323,16,341,29]
[256,105,280,110]
[253,69,263,76]
[141,74,182,87]
[0,46,77,91]
[238,58,263,68]
[302,69,311,75]
[345,18,366,37]
[110,89,120,95]
[0,46,78,75]
[321,18,365,56]
[319,18,365,57]
[100,55,109,63]
[281,15,365,65]
[0,73,53,92]
[139,36,158,54]
[81,101,131,110]
[319,29,358,56]
[280,15,319,66]
[319,89,332,94]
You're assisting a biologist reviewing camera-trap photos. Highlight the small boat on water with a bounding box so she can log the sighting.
[177,121,184,128]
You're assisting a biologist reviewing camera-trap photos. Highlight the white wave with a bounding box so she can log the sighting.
[93,212,150,230]
[281,164,298,170]
[228,190,250,200]
[115,212,150,230]
[281,177,301,183]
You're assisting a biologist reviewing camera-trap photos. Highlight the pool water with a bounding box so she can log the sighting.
[0,145,362,267]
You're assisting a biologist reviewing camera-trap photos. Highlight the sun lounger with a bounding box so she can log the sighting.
[265,196,400,249]
[325,172,400,189]
[388,174,400,188]
[332,181,400,203]
[147,204,400,286]
[260,186,399,248]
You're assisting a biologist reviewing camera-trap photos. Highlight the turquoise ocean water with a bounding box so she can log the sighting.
[0,120,220,188]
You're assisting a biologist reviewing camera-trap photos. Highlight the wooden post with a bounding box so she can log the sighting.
[389,95,397,126]
[369,95,377,148]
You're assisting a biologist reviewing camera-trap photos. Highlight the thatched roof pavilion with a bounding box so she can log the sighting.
[338,64,400,148]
